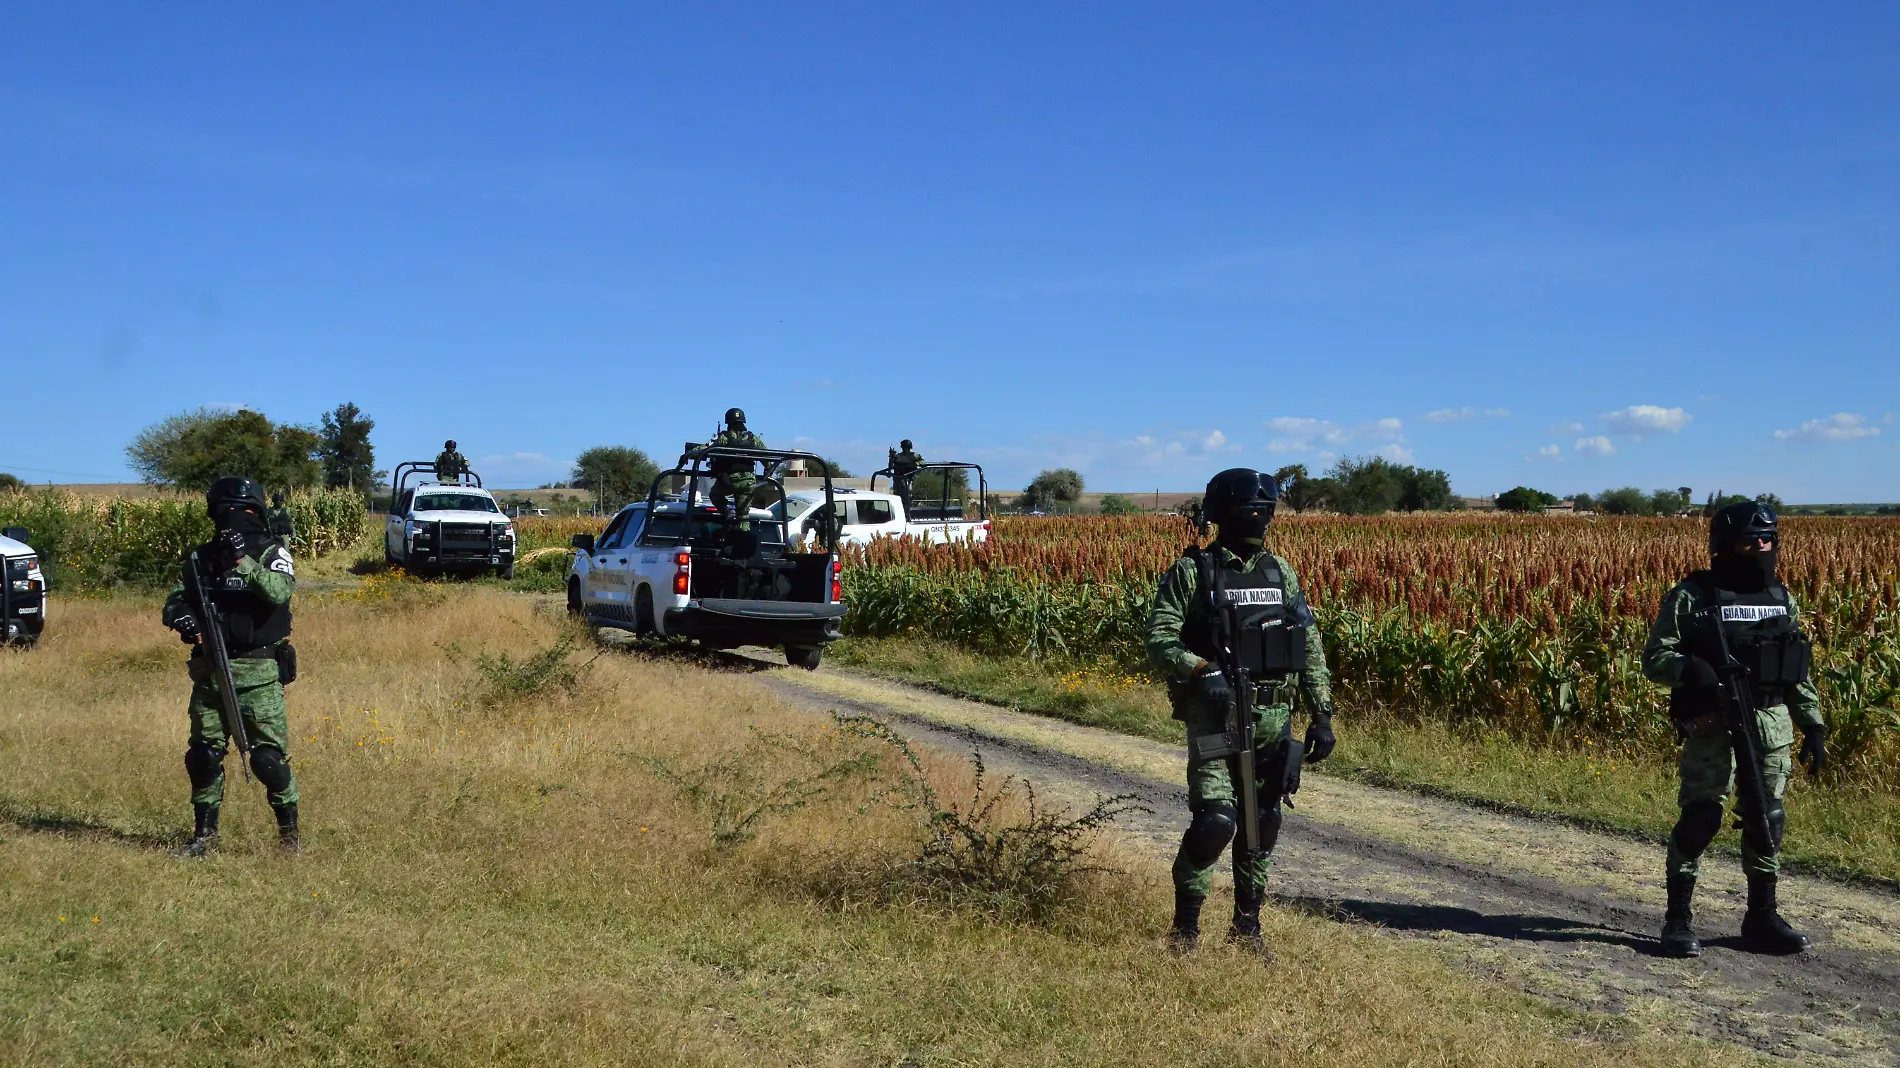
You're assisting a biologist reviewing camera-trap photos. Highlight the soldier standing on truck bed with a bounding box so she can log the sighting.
[709,408,765,531]
[1642,501,1825,958]
[435,440,469,483]
[160,477,303,856]
[888,440,924,508]
[1144,468,1335,954]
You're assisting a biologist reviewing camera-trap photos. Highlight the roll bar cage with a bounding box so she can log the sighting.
[644,444,841,552]
[872,461,988,522]
[387,461,483,513]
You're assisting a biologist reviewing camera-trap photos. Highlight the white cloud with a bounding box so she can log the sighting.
[1537,444,1561,457]
[1601,404,1692,436]
[1425,407,1509,423]
[1575,436,1616,456]
[1773,413,1882,443]
[1202,429,1227,451]
[1378,443,1415,462]
[1263,416,1405,456]
[1550,420,1584,434]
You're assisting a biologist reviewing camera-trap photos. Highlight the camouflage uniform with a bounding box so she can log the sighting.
[435,449,469,481]
[709,427,766,528]
[1642,581,1821,879]
[161,545,300,810]
[889,447,925,504]
[1145,544,1332,897]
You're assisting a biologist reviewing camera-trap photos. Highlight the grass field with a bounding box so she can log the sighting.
[0,585,1747,1066]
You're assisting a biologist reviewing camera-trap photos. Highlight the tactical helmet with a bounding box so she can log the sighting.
[445,439,457,450]
[1709,500,1777,555]
[1202,468,1278,526]
[205,476,267,518]
[725,408,746,427]
[900,439,913,450]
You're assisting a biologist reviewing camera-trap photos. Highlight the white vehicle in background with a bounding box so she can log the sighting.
[782,460,991,547]
[1,525,48,645]
[382,461,517,578]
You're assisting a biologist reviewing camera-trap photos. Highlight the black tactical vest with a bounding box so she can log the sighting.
[1180,548,1308,677]
[196,543,293,652]
[1673,570,1811,717]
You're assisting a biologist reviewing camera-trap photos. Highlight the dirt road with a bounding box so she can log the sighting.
[733,653,1900,1065]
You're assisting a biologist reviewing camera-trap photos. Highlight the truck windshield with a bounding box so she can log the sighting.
[414,494,500,513]
[784,497,820,521]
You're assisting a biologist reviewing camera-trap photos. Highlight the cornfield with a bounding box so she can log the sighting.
[843,515,1900,783]
[0,487,373,590]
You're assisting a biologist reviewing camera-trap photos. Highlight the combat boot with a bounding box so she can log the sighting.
[273,803,301,855]
[1227,887,1271,959]
[172,804,220,859]
[1659,873,1702,958]
[1168,890,1203,955]
[1741,873,1810,954]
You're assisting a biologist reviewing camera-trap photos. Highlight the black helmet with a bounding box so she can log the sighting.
[725,408,746,427]
[205,476,267,518]
[1709,500,1777,555]
[445,439,457,450]
[900,439,913,450]
[1202,468,1278,526]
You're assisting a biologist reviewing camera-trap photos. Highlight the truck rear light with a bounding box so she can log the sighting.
[829,559,842,603]
[674,551,691,595]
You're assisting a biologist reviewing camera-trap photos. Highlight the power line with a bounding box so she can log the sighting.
[0,462,129,480]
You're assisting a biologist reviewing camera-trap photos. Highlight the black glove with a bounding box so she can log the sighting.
[1193,668,1231,710]
[1304,707,1336,764]
[174,614,202,644]
[1679,655,1720,689]
[1800,725,1827,778]
[216,528,250,566]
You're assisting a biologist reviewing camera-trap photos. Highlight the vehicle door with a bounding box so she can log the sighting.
[385,490,414,559]
[852,498,904,543]
[584,510,634,610]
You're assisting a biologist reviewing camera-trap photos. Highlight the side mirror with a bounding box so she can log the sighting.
[572,534,595,553]
[2,527,27,544]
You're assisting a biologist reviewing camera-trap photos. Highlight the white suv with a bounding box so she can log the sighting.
[384,485,517,578]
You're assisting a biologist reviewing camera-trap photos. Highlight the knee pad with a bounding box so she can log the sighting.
[1760,800,1787,855]
[1672,800,1724,858]
[249,746,293,794]
[184,743,226,790]
[1182,802,1237,867]
[1257,802,1284,855]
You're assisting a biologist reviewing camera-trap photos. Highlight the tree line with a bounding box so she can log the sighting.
[1494,485,1785,516]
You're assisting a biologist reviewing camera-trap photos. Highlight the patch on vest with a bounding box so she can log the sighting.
[1720,604,1786,622]
[1220,588,1283,606]
[267,550,296,577]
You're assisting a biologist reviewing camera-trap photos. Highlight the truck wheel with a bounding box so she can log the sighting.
[497,562,515,580]
[785,645,823,671]
[566,578,583,616]
[635,588,655,634]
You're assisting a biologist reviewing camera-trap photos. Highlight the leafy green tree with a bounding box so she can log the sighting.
[318,402,377,494]
[1098,493,1141,516]
[1702,489,1753,516]
[1273,464,1327,513]
[1325,456,1402,516]
[1495,486,1557,513]
[1397,466,1456,512]
[0,472,25,493]
[1756,492,1784,509]
[1023,468,1085,513]
[908,467,969,503]
[571,446,659,511]
[126,407,322,492]
[1571,493,1595,512]
[1648,487,1693,515]
[1596,486,1653,516]
[820,457,855,478]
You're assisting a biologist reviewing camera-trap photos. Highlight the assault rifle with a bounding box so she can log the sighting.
[183,551,254,782]
[1211,596,1262,853]
[1703,607,1775,853]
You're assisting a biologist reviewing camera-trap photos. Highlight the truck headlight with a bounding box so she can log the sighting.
[9,580,27,593]
[497,525,515,541]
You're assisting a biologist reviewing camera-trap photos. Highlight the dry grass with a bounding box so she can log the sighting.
[0,587,1747,1066]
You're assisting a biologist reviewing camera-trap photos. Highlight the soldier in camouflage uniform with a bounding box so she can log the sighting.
[1642,501,1823,957]
[1145,468,1335,952]
[268,491,294,543]
[435,440,469,483]
[888,440,924,507]
[161,477,302,856]
[708,408,765,531]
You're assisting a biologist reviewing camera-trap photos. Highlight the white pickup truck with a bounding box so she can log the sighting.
[568,444,845,669]
[1,525,48,645]
[382,461,517,578]
[782,487,990,547]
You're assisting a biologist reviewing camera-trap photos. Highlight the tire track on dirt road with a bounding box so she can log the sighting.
[733,655,1900,1065]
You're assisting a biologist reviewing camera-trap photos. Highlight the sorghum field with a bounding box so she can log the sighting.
[843,515,1900,786]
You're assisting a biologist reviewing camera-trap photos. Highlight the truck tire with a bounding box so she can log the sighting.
[635,587,655,635]
[497,562,515,580]
[567,578,583,616]
[785,645,823,671]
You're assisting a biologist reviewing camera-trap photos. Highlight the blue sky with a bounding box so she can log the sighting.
[3,4,1896,500]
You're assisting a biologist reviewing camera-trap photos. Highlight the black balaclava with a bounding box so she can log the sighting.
[214,505,270,558]
[1218,507,1272,552]
[1712,544,1776,593]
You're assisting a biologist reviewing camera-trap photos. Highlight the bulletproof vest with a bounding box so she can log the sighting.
[1179,548,1307,677]
[1674,570,1811,716]
[709,431,761,475]
[196,543,292,651]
